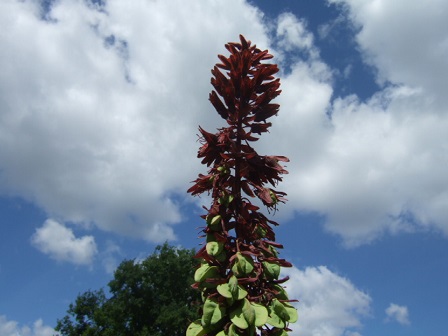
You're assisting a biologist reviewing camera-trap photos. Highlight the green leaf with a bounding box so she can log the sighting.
[269,245,279,258]
[266,311,285,329]
[230,300,249,329]
[206,241,224,256]
[210,215,221,226]
[251,302,268,327]
[267,299,297,328]
[267,299,286,329]
[272,299,289,321]
[194,264,220,283]
[256,226,267,238]
[216,283,233,299]
[263,261,280,279]
[269,189,278,204]
[272,284,289,301]
[217,166,229,175]
[215,250,227,262]
[242,298,255,326]
[205,215,222,231]
[206,233,217,243]
[228,323,242,336]
[231,253,254,277]
[201,290,207,303]
[228,274,238,294]
[202,297,226,327]
[186,320,208,336]
[217,276,247,300]
[283,302,298,323]
[218,193,234,207]
[229,298,265,330]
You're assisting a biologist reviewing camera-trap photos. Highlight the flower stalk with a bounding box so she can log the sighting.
[187,35,297,336]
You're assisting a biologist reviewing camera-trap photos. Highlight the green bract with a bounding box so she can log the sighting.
[269,190,278,204]
[251,302,269,327]
[283,302,298,324]
[217,275,248,300]
[267,299,298,329]
[262,261,281,279]
[269,245,279,258]
[219,193,234,206]
[194,264,220,283]
[230,299,268,330]
[202,297,226,327]
[272,284,289,301]
[256,226,267,238]
[228,323,242,336]
[231,252,255,277]
[220,323,243,336]
[230,299,251,329]
[186,320,208,336]
[206,214,222,229]
[206,241,224,256]
[272,299,289,321]
[216,323,243,336]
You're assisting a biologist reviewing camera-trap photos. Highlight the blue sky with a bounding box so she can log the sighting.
[1,0,447,335]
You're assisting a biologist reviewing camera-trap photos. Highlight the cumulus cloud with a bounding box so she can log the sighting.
[1,0,447,248]
[0,316,54,336]
[31,219,97,265]
[0,0,269,242]
[268,0,448,246]
[100,240,122,274]
[283,266,371,336]
[329,0,448,104]
[276,12,316,55]
[385,303,410,325]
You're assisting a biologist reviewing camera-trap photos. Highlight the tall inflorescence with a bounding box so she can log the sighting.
[187,35,297,336]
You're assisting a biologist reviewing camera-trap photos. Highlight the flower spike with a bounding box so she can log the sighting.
[187,35,297,336]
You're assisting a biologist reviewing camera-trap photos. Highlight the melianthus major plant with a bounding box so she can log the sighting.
[187,35,297,336]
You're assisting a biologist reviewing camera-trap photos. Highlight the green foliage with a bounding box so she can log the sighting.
[266,299,298,329]
[55,243,200,336]
[217,276,248,301]
[202,297,226,327]
[186,320,209,336]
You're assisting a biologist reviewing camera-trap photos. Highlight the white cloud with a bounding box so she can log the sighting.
[283,266,371,336]
[317,14,347,41]
[276,12,316,55]
[385,303,410,325]
[1,0,447,248]
[0,316,54,336]
[329,0,448,104]
[100,240,122,274]
[31,219,97,265]
[278,83,448,246]
[0,0,269,242]
[266,0,448,246]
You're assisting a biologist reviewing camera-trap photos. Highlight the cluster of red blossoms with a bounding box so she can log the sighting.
[188,35,296,336]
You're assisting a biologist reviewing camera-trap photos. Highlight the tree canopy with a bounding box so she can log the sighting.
[55,243,200,336]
